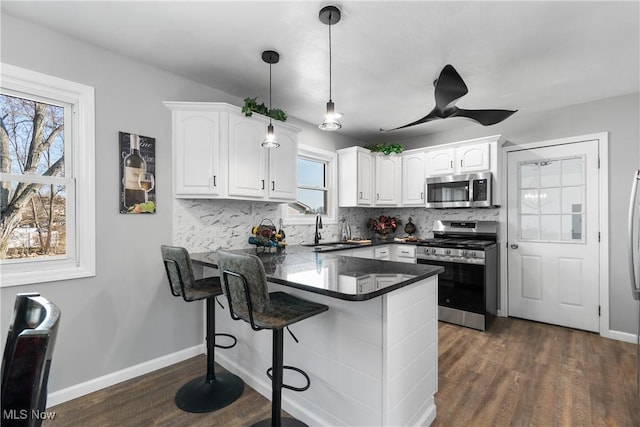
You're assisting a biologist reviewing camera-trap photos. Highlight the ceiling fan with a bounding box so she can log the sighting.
[381,64,517,132]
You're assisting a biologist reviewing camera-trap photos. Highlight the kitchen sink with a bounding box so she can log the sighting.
[302,242,361,251]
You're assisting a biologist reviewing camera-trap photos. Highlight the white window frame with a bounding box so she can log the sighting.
[0,64,95,287]
[281,145,338,225]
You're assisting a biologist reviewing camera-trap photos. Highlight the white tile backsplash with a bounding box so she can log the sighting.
[174,199,502,252]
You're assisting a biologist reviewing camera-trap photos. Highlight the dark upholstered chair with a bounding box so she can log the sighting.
[160,245,244,413]
[217,250,329,427]
[1,293,60,427]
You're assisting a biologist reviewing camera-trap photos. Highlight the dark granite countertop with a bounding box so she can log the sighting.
[191,245,443,301]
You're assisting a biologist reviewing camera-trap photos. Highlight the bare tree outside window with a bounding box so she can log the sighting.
[0,93,66,259]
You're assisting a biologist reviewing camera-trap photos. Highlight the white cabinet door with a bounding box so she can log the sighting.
[338,147,373,207]
[456,142,490,173]
[174,111,224,197]
[374,245,392,260]
[357,150,373,205]
[426,148,455,176]
[268,126,297,201]
[228,114,267,199]
[375,154,401,205]
[402,151,426,205]
[392,245,416,264]
[350,247,375,259]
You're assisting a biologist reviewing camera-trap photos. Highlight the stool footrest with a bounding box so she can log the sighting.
[266,365,310,392]
[214,333,237,349]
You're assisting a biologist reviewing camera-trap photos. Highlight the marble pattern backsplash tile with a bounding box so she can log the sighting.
[174,199,502,252]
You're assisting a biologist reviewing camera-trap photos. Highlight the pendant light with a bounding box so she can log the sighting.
[262,50,280,148]
[319,5,342,131]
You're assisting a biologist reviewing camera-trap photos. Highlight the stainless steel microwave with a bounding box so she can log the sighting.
[425,172,493,208]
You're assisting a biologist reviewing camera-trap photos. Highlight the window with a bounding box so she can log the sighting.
[281,145,337,225]
[0,64,95,287]
[518,156,585,243]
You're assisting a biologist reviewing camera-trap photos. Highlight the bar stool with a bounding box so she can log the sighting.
[160,245,244,413]
[217,250,329,427]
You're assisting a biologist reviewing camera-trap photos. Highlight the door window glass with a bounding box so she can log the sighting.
[518,156,585,243]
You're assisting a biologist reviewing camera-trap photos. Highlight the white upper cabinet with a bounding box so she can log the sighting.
[267,127,298,201]
[455,142,490,173]
[228,113,267,199]
[402,150,426,206]
[171,110,226,197]
[426,148,456,176]
[374,153,401,206]
[165,102,299,202]
[426,139,492,177]
[338,146,373,206]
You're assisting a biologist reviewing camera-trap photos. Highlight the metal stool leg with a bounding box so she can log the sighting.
[252,328,307,427]
[175,298,244,413]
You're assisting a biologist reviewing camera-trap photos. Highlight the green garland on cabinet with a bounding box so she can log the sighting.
[363,143,405,154]
[242,97,288,122]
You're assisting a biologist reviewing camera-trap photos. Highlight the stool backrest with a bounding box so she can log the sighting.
[1,293,60,427]
[217,250,270,314]
[160,245,196,299]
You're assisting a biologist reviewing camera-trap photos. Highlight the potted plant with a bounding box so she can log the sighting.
[367,215,401,240]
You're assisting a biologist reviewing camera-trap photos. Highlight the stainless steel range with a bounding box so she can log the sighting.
[417,220,498,331]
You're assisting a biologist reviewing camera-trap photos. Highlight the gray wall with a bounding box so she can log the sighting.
[2,8,638,400]
[0,13,361,395]
[394,93,640,334]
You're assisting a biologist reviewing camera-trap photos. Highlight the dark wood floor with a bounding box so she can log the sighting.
[45,317,639,426]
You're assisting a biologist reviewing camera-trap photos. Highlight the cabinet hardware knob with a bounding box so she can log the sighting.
[261,179,265,190]
[272,181,275,191]
[510,243,519,249]
[460,160,463,167]
[450,160,453,168]
[213,175,217,187]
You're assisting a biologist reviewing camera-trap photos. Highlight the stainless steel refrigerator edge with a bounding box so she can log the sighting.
[628,169,640,396]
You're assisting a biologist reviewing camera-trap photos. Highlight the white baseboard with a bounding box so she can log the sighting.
[47,344,204,408]
[604,329,638,344]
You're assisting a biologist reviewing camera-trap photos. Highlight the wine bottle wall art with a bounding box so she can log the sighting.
[119,131,156,214]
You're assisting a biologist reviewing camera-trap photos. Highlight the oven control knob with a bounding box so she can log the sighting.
[445,249,451,255]
[470,251,476,257]
[461,250,467,256]
[431,248,437,254]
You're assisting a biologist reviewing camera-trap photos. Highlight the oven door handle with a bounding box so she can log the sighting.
[418,255,485,265]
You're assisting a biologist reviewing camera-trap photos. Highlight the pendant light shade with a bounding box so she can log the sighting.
[262,50,280,148]
[319,5,342,131]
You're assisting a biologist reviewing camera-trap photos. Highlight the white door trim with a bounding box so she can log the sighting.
[499,132,609,337]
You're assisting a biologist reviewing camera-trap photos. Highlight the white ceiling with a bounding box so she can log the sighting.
[3,1,639,143]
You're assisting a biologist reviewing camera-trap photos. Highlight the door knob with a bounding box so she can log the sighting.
[510,243,519,249]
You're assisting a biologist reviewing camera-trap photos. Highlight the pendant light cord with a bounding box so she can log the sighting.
[329,17,333,102]
[269,62,273,125]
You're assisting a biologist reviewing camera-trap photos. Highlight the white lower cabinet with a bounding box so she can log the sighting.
[350,246,375,259]
[374,245,391,260]
[392,245,417,263]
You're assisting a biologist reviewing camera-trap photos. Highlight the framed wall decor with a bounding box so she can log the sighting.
[119,131,156,214]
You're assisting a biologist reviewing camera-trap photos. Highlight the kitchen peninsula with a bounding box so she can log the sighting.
[191,245,443,426]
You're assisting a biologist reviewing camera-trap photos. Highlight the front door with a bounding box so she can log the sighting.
[507,139,600,332]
